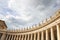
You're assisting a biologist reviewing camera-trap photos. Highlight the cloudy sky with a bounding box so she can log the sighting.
[0,0,60,30]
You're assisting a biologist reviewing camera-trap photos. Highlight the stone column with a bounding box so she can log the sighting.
[22,35,24,40]
[6,35,8,40]
[56,25,60,40]
[37,32,40,40]
[20,35,22,40]
[9,35,11,40]
[11,35,13,40]
[41,31,44,40]
[27,34,29,40]
[17,35,19,39]
[12,35,14,40]
[31,34,32,40]
[16,35,18,40]
[18,35,19,40]
[51,28,55,40]
[1,33,6,40]
[19,35,21,40]
[14,35,16,40]
[46,30,49,40]
[0,33,2,39]
[34,33,36,40]
[25,35,26,40]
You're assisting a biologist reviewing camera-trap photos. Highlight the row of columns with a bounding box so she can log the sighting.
[0,24,60,40]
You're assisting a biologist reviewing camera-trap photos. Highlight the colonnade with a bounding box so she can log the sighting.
[0,24,60,40]
[0,10,60,40]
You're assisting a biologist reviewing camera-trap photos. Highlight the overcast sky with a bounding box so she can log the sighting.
[0,0,60,30]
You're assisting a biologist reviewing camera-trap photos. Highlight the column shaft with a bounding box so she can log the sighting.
[46,30,49,40]
[27,34,29,40]
[11,35,13,40]
[31,34,32,40]
[51,28,55,40]
[1,33,6,40]
[56,25,60,40]
[19,35,21,40]
[41,31,44,40]
[22,35,24,40]
[20,35,22,40]
[0,33,1,39]
[6,35,8,40]
[34,33,36,40]
[14,35,16,40]
[25,35,27,40]
[9,35,11,40]
[12,35,13,40]
[37,32,40,40]
[16,35,18,40]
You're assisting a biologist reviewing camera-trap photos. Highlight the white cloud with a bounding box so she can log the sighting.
[8,0,16,8]
[15,15,32,21]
